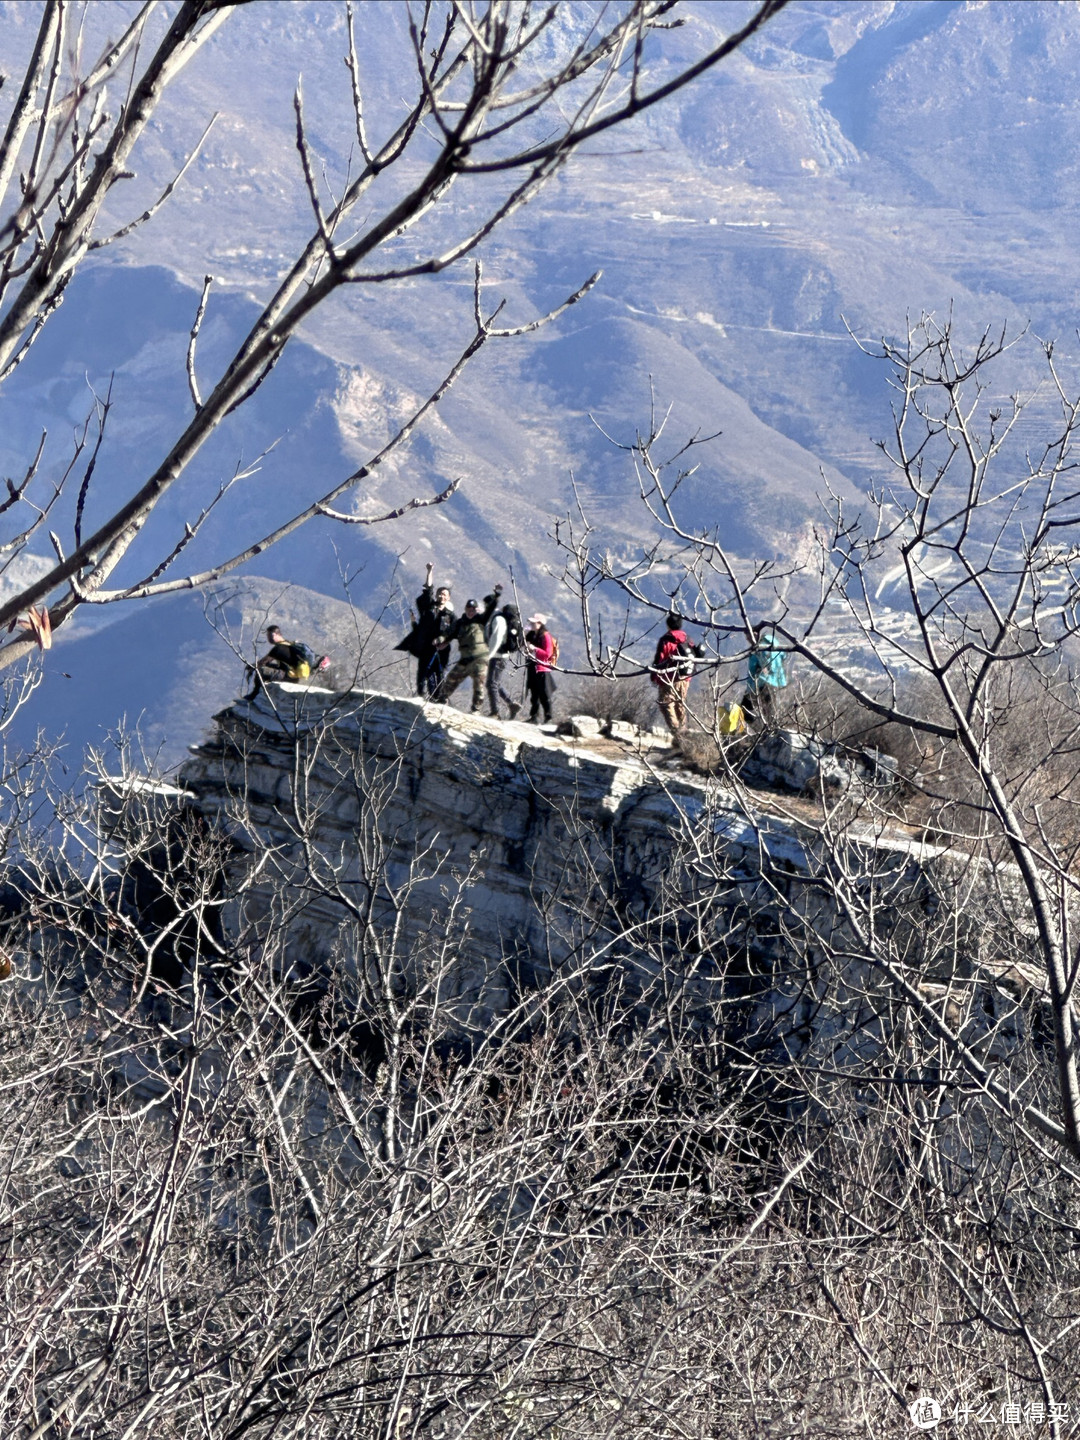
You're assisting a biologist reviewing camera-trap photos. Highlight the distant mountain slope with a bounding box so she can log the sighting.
[1,0,1078,759]
[3,576,395,770]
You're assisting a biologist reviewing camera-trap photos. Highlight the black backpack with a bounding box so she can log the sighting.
[675,640,702,679]
[500,614,523,655]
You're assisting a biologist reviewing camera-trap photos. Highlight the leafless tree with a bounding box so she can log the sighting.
[0,0,786,683]
[558,316,1080,1175]
[0,699,833,1439]
[4,674,1080,1435]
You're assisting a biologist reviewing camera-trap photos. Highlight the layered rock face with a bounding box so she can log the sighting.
[180,687,711,1016]
[175,685,1038,1058]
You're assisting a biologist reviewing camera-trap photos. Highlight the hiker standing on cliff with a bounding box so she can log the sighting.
[434,590,499,711]
[651,611,704,735]
[398,562,456,697]
[524,614,557,724]
[484,595,523,720]
[743,621,788,727]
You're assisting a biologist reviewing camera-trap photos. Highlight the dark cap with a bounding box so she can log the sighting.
[465,597,479,609]
[666,611,684,629]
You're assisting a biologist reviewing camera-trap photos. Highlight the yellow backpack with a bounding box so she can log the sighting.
[717,702,745,737]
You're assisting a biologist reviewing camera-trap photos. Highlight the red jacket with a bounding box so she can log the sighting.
[526,628,556,673]
[652,628,689,686]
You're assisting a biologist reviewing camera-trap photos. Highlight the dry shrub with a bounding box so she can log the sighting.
[787,672,931,774]
[786,664,1080,854]
[564,673,658,729]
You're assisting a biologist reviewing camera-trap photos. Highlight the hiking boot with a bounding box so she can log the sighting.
[488,706,500,718]
[508,702,521,720]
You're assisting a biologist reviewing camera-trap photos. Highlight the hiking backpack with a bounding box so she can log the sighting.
[675,640,697,679]
[501,616,523,655]
[284,641,317,679]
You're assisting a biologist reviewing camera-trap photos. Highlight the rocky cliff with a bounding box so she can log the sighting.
[169,684,1038,1060]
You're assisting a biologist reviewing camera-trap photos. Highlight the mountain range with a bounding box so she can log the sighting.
[0,0,1078,763]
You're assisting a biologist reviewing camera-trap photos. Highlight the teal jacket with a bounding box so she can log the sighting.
[747,638,787,691]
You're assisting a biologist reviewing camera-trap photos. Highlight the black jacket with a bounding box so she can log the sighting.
[410,583,456,654]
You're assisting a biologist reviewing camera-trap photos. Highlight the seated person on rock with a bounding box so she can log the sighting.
[247,624,327,696]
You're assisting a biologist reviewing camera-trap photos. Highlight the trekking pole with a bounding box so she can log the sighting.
[508,561,524,632]
[507,562,528,707]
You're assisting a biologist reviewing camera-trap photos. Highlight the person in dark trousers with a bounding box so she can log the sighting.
[484,596,523,719]
[743,621,788,727]
[402,561,455,697]
[247,624,326,697]
[524,614,557,724]
[434,590,499,710]
[651,611,704,735]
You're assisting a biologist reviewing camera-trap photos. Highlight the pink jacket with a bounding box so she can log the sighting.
[527,628,556,673]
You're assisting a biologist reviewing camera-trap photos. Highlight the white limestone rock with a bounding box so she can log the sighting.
[604,720,669,750]
[165,684,1038,1060]
[557,715,605,740]
[635,729,673,751]
[605,720,640,744]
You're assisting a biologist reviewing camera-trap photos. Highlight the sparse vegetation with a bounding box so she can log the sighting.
[563,672,657,730]
[1,713,1078,1437]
